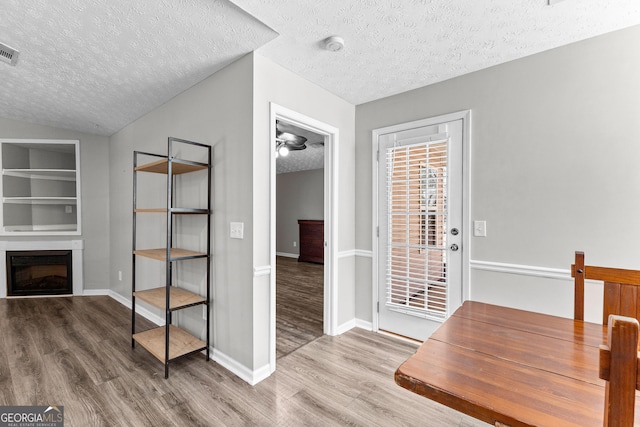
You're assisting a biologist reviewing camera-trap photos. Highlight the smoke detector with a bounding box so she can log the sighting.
[323,36,345,52]
[0,42,19,66]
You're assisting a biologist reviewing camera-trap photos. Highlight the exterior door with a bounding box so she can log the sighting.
[376,117,464,341]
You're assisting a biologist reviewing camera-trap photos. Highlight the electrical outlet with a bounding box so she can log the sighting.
[65,205,73,214]
[293,241,297,247]
[118,270,122,281]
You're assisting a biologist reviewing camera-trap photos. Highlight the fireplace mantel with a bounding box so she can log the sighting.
[0,240,83,298]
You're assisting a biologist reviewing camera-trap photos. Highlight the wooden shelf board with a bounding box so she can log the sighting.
[3,169,76,181]
[134,208,166,213]
[134,248,207,261]
[135,158,207,175]
[134,287,205,311]
[133,325,206,362]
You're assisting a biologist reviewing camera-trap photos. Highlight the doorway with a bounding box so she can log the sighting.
[372,111,471,341]
[269,103,339,371]
[274,120,325,358]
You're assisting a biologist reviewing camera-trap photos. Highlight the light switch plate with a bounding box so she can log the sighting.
[230,222,244,239]
[474,220,487,237]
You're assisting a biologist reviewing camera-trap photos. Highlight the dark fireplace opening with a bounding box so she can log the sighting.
[6,250,72,296]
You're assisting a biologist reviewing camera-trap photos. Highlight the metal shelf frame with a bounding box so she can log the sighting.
[131,137,211,378]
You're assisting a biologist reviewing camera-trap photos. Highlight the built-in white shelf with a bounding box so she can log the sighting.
[3,169,77,181]
[4,224,77,232]
[3,197,77,205]
[0,139,81,236]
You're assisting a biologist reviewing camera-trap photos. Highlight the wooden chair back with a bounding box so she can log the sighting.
[598,315,639,427]
[571,251,640,325]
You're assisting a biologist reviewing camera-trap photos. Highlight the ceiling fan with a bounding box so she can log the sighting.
[275,121,307,157]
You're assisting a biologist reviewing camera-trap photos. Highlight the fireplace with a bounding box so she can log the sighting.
[6,250,72,296]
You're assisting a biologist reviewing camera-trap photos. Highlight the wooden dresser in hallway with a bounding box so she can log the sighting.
[298,219,324,264]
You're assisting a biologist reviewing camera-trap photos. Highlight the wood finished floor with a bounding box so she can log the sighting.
[0,295,487,426]
[276,256,324,359]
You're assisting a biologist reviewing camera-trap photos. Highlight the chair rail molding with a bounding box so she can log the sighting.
[470,259,571,281]
[253,265,272,277]
[354,249,373,258]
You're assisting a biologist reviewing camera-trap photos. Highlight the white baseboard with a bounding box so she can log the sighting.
[82,289,109,296]
[335,319,356,335]
[107,290,165,326]
[275,252,298,258]
[212,346,271,385]
[355,319,373,331]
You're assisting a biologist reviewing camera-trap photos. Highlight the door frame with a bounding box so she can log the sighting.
[269,103,339,371]
[371,110,472,336]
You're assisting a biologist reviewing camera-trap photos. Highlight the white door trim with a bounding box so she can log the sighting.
[269,103,339,373]
[371,110,471,335]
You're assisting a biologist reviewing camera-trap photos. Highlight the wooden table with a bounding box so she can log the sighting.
[395,301,640,426]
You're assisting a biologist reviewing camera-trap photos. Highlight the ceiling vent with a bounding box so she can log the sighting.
[0,42,19,66]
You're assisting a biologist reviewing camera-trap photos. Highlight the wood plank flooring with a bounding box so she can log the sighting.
[0,295,486,426]
[276,256,324,359]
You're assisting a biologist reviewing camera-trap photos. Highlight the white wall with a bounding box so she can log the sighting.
[0,117,110,291]
[355,24,640,324]
[252,53,356,370]
[276,169,324,256]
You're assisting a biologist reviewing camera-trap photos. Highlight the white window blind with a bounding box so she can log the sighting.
[385,139,448,319]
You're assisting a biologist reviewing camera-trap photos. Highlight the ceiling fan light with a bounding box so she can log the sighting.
[278,131,297,141]
[278,145,289,157]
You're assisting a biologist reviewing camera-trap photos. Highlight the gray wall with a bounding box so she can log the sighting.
[0,117,111,290]
[355,25,640,324]
[276,169,324,256]
[109,52,356,375]
[109,54,255,368]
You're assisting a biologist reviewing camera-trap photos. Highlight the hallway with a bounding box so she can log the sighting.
[276,256,323,358]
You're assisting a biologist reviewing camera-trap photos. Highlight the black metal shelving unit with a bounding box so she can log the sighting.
[131,137,211,378]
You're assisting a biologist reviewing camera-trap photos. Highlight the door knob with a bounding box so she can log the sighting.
[450,244,459,251]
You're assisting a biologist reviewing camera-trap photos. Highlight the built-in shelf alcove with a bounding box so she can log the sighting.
[0,139,81,235]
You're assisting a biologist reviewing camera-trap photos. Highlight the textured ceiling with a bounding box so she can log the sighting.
[0,0,277,135]
[1,0,639,138]
[235,0,640,105]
